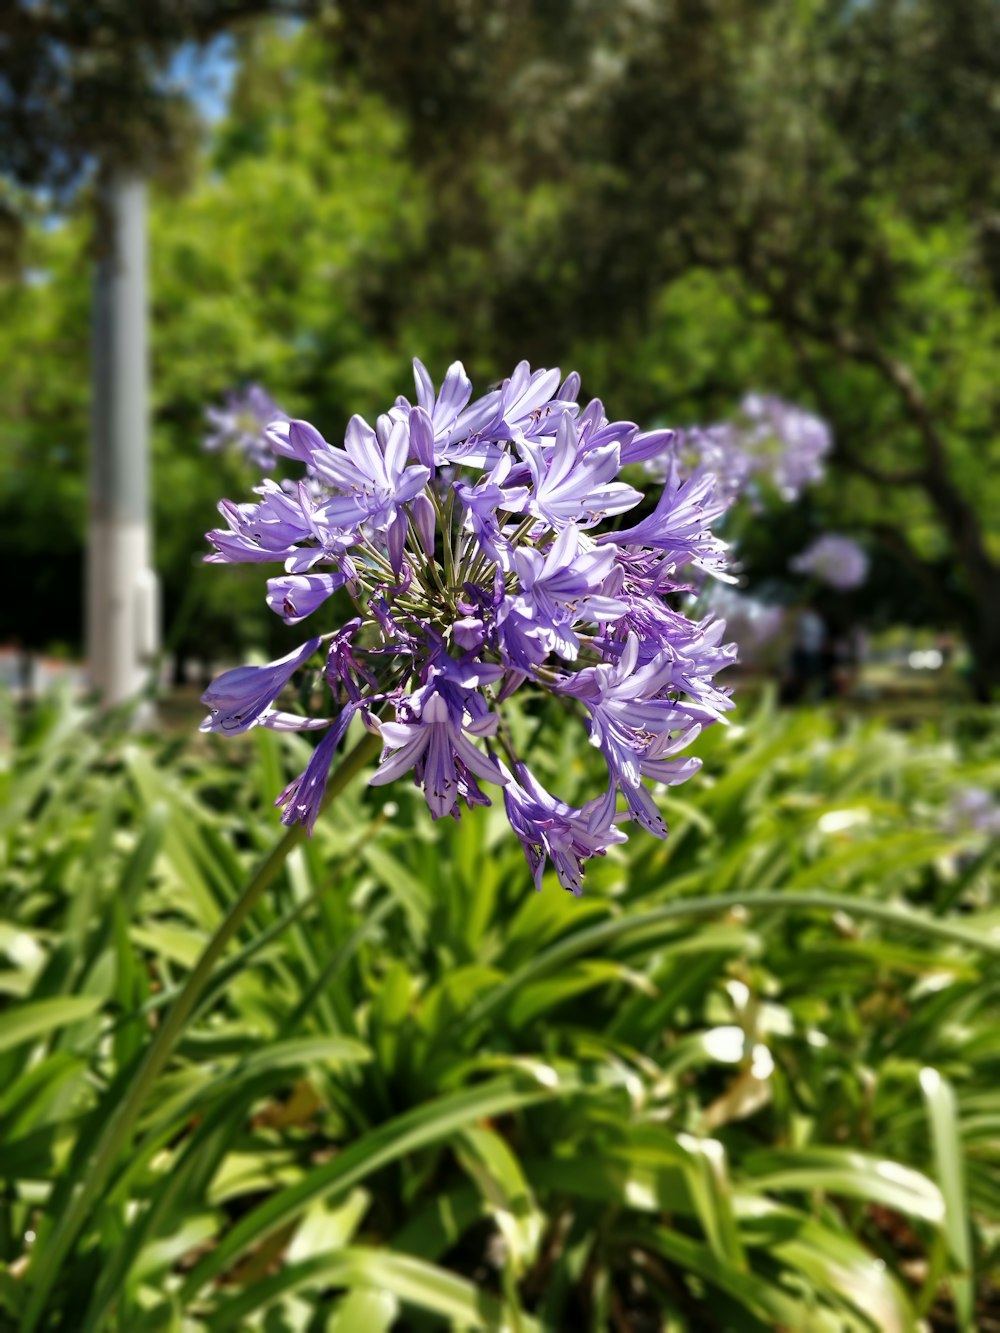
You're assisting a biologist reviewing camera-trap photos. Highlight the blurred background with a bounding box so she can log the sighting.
[2,4,1000,1331]
[1,0,998,709]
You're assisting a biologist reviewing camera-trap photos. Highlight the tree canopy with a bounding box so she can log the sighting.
[1,1,997,689]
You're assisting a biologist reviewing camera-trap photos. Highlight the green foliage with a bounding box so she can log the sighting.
[2,689,998,1328]
[0,25,429,659]
[147,29,429,663]
[3,8,1000,683]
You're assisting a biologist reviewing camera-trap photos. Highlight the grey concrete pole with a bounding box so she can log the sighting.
[86,174,159,710]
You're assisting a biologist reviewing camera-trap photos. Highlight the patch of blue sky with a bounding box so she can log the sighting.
[167,35,237,125]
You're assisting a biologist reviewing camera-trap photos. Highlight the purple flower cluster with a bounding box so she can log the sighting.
[944,787,1000,837]
[790,534,868,591]
[699,585,786,664]
[204,385,289,473]
[645,394,831,506]
[201,360,736,894]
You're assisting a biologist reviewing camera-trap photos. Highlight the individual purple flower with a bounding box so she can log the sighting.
[370,685,507,820]
[205,480,313,565]
[619,426,675,467]
[309,412,431,540]
[665,617,739,717]
[281,483,367,574]
[518,412,642,530]
[453,615,486,651]
[602,458,729,576]
[200,638,324,735]
[498,523,627,667]
[412,359,473,449]
[485,360,578,444]
[791,534,868,590]
[204,385,288,472]
[266,572,349,625]
[454,452,531,567]
[611,585,739,714]
[502,762,628,896]
[557,634,725,836]
[275,706,359,832]
[450,360,572,450]
[265,418,328,469]
[203,358,738,892]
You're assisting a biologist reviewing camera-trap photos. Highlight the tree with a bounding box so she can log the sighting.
[322,0,1000,694]
[4,3,998,692]
[0,24,431,664]
[0,2,317,689]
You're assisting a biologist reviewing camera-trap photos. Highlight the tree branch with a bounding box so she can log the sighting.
[789,337,929,487]
[751,280,1000,607]
[868,523,955,622]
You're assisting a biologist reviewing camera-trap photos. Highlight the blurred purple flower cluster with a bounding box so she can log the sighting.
[700,585,786,663]
[791,533,868,591]
[944,787,1000,837]
[645,394,831,506]
[202,360,737,894]
[204,385,289,473]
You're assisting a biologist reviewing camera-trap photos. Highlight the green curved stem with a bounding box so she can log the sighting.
[22,730,381,1333]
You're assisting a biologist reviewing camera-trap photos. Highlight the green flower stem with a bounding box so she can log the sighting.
[22,729,381,1333]
[428,487,457,590]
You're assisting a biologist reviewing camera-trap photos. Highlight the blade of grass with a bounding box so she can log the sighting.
[920,1067,974,1331]
[0,995,103,1056]
[202,1247,542,1332]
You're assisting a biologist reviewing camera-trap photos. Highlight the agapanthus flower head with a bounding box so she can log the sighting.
[204,384,289,472]
[202,358,737,894]
[790,533,868,591]
[644,394,831,507]
[738,394,831,501]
